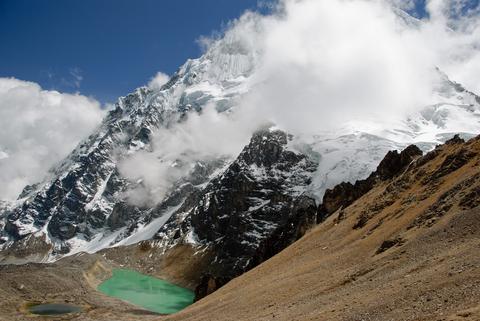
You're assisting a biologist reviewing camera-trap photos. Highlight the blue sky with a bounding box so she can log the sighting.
[0,0,475,103]
[0,0,264,103]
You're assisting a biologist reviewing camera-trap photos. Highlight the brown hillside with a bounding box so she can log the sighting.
[164,136,480,321]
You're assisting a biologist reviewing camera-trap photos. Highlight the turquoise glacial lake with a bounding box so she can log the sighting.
[98,269,194,315]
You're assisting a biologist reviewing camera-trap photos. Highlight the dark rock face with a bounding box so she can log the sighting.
[375,145,423,180]
[2,89,153,243]
[184,137,426,301]
[106,203,143,230]
[318,144,422,220]
[156,128,318,300]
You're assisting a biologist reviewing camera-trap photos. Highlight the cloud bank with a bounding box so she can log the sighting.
[119,0,480,206]
[118,104,256,205]
[0,78,105,201]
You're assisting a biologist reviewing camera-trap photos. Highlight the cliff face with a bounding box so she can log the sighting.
[164,135,480,321]
[152,128,318,299]
[189,137,424,300]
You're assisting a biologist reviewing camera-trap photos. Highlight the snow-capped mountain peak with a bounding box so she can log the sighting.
[1,8,480,263]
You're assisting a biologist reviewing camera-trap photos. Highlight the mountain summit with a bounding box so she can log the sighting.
[1,9,480,264]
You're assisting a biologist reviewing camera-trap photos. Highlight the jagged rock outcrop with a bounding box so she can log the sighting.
[318,144,422,221]
[155,128,318,300]
[445,134,465,145]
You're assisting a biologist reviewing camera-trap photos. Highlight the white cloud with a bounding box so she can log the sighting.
[203,0,480,132]
[243,0,437,134]
[118,104,255,206]
[0,77,105,201]
[147,72,170,90]
[122,0,480,206]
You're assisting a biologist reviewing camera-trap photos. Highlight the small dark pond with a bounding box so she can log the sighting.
[28,303,82,315]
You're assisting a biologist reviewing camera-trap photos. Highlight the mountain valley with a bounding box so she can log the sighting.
[1,4,480,321]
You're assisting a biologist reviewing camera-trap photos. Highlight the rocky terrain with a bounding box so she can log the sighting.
[165,135,480,321]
